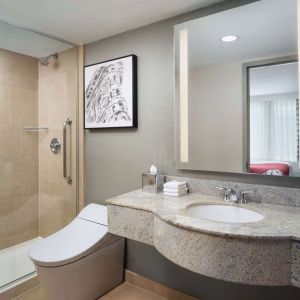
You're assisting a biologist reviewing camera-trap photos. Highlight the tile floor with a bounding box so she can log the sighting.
[14,285,46,300]
[99,282,168,300]
[14,270,198,300]
[15,283,169,300]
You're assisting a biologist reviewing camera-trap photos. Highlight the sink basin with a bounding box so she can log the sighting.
[186,204,264,223]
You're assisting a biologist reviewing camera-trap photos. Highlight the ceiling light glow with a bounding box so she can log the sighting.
[221,35,239,43]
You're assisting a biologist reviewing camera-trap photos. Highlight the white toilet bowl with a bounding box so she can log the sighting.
[28,204,124,300]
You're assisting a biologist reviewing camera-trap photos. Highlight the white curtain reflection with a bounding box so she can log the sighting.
[250,93,298,162]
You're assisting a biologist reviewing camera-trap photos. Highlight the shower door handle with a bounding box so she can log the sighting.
[63,118,72,184]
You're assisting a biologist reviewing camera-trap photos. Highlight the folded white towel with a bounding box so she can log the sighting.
[163,187,189,194]
[164,180,187,189]
[164,190,187,197]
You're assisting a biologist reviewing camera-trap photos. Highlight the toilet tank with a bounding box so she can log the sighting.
[77,204,108,226]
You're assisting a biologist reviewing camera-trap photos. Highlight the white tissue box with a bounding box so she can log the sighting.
[142,173,165,193]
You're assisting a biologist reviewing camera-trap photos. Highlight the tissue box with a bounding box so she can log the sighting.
[142,173,165,193]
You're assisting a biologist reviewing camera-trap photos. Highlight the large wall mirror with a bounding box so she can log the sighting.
[174,0,300,177]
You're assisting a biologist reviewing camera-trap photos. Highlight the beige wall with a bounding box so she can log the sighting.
[0,49,39,250]
[38,47,78,236]
[85,19,176,203]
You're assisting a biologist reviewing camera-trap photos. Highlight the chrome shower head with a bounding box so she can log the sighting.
[40,53,58,66]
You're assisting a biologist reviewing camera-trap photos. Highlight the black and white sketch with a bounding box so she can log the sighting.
[84,55,137,128]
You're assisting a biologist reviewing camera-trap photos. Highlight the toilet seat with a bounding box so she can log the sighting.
[28,204,121,267]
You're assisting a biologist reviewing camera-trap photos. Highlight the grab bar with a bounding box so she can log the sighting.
[63,117,72,184]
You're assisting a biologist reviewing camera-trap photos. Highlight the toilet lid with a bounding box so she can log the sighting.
[77,203,108,225]
[28,218,121,267]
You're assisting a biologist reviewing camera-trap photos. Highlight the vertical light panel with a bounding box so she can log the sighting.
[179,28,189,163]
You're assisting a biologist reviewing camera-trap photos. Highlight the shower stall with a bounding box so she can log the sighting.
[0,19,81,298]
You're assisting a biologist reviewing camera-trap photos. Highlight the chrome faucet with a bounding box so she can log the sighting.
[240,189,256,204]
[216,186,237,202]
[216,186,256,204]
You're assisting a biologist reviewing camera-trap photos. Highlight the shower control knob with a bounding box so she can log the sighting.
[50,138,61,154]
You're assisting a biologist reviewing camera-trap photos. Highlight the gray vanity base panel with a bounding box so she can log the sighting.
[154,217,290,286]
[291,240,300,287]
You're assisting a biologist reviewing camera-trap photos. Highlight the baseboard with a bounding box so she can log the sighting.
[125,270,198,300]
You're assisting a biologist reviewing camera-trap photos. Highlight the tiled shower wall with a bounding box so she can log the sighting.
[0,47,79,249]
[0,49,39,250]
[38,47,78,237]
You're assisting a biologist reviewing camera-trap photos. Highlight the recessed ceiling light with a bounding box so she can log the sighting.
[221,35,239,43]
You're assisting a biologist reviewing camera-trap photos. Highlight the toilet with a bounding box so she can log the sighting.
[28,204,124,300]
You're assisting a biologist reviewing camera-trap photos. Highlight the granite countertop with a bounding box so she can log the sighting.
[106,189,300,241]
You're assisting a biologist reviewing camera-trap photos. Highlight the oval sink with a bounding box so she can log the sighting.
[186,204,264,223]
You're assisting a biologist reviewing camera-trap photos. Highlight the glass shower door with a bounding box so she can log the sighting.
[0,19,78,293]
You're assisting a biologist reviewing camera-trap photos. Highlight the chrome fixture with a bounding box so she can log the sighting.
[216,186,237,202]
[63,117,72,184]
[50,138,61,154]
[40,53,58,66]
[216,186,256,204]
[24,126,49,132]
[240,190,256,204]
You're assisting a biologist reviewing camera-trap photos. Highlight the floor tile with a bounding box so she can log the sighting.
[100,283,167,300]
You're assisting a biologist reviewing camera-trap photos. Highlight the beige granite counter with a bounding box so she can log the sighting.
[106,190,300,287]
[106,190,300,240]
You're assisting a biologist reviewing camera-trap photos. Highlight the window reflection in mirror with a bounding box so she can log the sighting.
[249,61,299,176]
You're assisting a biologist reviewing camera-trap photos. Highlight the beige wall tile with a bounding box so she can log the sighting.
[0,48,39,250]
[38,47,78,237]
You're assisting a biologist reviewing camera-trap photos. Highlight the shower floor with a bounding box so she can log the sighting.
[0,237,41,290]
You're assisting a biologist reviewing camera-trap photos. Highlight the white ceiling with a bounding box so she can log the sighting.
[0,0,222,45]
[0,20,73,58]
[250,62,298,96]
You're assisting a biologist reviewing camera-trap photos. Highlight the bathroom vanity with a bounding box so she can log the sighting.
[104,0,300,294]
[106,187,300,287]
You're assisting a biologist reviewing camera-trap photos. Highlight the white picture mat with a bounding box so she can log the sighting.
[85,56,133,128]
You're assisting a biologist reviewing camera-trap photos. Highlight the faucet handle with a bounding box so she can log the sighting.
[240,189,256,204]
[216,186,235,201]
[216,186,227,201]
[216,186,226,191]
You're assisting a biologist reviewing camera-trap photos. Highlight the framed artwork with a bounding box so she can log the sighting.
[84,54,137,129]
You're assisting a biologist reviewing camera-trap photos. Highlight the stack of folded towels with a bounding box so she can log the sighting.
[163,180,188,197]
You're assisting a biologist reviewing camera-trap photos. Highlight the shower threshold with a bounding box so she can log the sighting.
[0,237,41,290]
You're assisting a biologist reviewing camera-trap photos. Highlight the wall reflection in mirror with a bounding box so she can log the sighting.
[174,0,300,177]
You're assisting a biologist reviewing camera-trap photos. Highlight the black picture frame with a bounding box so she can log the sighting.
[84,54,137,129]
